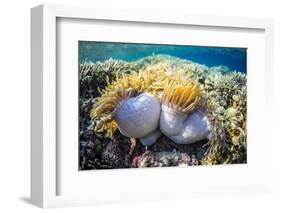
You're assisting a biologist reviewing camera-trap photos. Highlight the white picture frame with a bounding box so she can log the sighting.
[31,4,274,208]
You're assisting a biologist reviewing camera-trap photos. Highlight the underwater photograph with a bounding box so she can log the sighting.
[79,41,247,170]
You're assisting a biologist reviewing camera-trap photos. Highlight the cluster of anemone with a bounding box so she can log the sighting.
[90,67,202,138]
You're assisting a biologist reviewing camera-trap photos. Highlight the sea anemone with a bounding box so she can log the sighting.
[92,69,212,145]
[160,80,211,144]
[91,70,163,145]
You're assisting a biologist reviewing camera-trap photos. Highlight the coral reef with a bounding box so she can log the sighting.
[132,150,199,168]
[79,54,247,170]
[202,71,247,164]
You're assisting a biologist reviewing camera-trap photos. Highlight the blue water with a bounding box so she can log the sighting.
[79,41,247,73]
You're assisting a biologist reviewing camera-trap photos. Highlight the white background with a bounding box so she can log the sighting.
[0,0,280,212]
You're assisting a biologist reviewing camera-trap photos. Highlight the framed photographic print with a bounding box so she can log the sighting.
[31,4,274,208]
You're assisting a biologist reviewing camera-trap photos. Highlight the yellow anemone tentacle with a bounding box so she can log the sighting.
[161,80,201,114]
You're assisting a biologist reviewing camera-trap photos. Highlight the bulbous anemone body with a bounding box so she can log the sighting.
[160,104,187,136]
[160,105,210,144]
[139,130,162,146]
[114,93,161,138]
[160,80,211,144]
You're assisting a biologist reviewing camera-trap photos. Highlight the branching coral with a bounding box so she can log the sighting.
[225,86,247,146]
[201,71,247,164]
